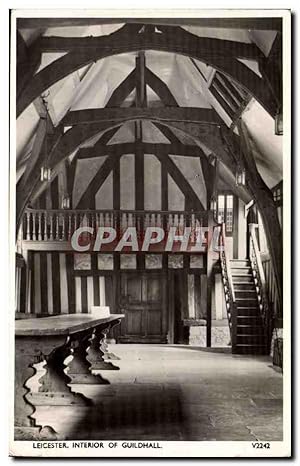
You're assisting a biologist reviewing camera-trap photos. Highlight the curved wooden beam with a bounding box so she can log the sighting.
[22,67,136,210]
[47,118,233,173]
[152,122,183,145]
[17,27,274,117]
[35,28,263,58]
[18,17,282,31]
[77,142,204,159]
[27,116,250,211]
[61,107,222,126]
[236,120,282,306]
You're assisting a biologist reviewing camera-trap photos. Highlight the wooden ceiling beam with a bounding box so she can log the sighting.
[46,118,236,179]
[77,141,207,212]
[17,32,41,98]
[17,26,273,117]
[152,123,183,145]
[237,120,282,304]
[145,67,178,106]
[76,153,122,209]
[17,17,282,31]
[26,115,251,211]
[105,69,136,107]
[154,150,205,211]
[25,66,137,207]
[61,107,223,126]
[258,32,282,111]
[159,120,236,172]
[77,142,206,159]
[16,118,60,232]
[136,52,147,108]
[34,30,265,59]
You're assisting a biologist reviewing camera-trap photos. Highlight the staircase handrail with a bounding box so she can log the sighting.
[219,223,237,349]
[249,223,271,336]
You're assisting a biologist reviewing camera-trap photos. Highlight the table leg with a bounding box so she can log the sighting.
[15,336,65,440]
[88,326,120,371]
[34,337,90,406]
[67,329,109,385]
[101,319,121,362]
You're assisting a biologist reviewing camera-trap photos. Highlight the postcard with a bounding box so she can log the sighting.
[10,9,291,457]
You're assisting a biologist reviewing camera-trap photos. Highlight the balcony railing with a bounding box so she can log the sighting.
[22,208,210,242]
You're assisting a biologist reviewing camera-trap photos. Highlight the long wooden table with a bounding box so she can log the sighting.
[15,314,123,440]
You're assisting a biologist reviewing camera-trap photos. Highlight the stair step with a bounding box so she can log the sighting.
[232,269,252,276]
[237,309,260,317]
[232,276,254,284]
[231,265,251,270]
[234,284,254,290]
[235,290,257,298]
[236,296,257,301]
[237,316,262,325]
[237,335,266,344]
[230,260,250,267]
[236,299,258,308]
[237,325,265,335]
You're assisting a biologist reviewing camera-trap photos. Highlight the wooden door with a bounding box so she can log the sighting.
[118,273,167,343]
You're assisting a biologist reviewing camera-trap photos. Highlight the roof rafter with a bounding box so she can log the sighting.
[76,153,122,209]
[145,67,178,106]
[154,149,205,211]
[105,69,137,107]
[17,25,275,117]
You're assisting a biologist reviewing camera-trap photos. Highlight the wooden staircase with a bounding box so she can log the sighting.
[231,259,268,355]
[219,223,270,356]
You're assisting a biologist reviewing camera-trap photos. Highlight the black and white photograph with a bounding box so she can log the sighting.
[9,9,291,458]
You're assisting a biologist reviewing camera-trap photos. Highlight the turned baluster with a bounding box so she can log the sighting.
[122,212,127,230]
[191,213,195,242]
[32,212,36,241]
[43,212,48,241]
[180,213,184,235]
[173,214,178,233]
[68,214,72,240]
[99,212,104,228]
[61,213,66,240]
[89,212,93,238]
[37,212,42,241]
[74,212,78,232]
[49,214,54,240]
[55,213,59,240]
[157,213,161,228]
[26,211,30,240]
[152,213,155,227]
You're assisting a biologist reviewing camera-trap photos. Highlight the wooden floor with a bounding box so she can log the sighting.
[29,344,283,441]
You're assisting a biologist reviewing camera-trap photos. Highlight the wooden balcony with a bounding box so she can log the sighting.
[21,208,211,251]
